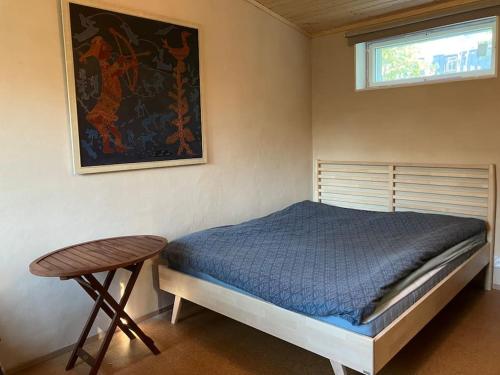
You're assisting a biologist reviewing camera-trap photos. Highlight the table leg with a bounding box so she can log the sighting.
[78,276,136,340]
[86,266,160,355]
[66,270,116,370]
[71,263,160,375]
[66,262,160,374]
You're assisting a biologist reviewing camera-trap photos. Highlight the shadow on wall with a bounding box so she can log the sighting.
[151,256,173,309]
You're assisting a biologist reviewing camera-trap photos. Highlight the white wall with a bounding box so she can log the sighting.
[312,33,500,283]
[0,0,312,369]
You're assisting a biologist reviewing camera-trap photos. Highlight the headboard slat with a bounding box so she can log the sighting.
[316,160,496,287]
[394,178,489,189]
[394,195,488,208]
[394,186,489,198]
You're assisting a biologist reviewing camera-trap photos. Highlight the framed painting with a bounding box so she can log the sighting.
[61,0,206,174]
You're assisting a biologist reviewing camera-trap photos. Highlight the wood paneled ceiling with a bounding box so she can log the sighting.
[254,0,483,36]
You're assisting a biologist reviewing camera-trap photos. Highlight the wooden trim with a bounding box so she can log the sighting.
[395,203,486,217]
[315,159,322,202]
[394,186,489,198]
[243,0,311,37]
[346,5,500,45]
[394,170,489,179]
[320,181,389,190]
[314,0,496,37]
[246,0,497,39]
[394,195,488,208]
[320,175,389,182]
[321,197,388,207]
[317,160,491,169]
[318,167,389,174]
[319,188,389,198]
[388,165,395,211]
[394,177,489,189]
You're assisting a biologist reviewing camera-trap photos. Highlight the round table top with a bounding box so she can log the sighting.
[29,235,168,278]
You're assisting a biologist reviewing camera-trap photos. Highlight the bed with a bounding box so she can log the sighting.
[158,161,496,375]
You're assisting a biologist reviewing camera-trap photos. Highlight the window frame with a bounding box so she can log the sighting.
[355,16,498,90]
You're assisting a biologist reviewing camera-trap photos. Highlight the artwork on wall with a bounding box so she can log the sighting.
[61,0,206,174]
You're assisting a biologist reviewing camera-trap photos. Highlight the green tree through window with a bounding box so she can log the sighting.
[377,45,432,81]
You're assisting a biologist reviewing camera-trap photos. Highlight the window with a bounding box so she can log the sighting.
[356,17,497,90]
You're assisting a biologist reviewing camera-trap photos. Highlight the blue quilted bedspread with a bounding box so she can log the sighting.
[162,201,485,324]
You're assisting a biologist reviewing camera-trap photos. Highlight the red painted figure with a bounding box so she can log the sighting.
[79,30,137,154]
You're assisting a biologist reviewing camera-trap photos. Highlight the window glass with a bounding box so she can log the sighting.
[356,17,497,89]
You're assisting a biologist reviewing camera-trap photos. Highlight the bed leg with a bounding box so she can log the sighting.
[330,360,348,375]
[484,262,493,291]
[171,295,183,325]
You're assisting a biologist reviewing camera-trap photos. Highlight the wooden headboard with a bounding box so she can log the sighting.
[316,160,497,285]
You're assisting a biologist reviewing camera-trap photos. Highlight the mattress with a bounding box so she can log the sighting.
[169,232,484,337]
[162,201,486,325]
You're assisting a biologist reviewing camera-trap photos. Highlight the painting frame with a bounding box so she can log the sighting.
[61,0,207,174]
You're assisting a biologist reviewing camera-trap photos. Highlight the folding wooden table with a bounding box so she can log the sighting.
[29,235,168,375]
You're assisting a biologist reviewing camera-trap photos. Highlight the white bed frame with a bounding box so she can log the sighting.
[158,161,496,375]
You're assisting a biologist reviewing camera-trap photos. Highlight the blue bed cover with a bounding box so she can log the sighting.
[163,201,485,326]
